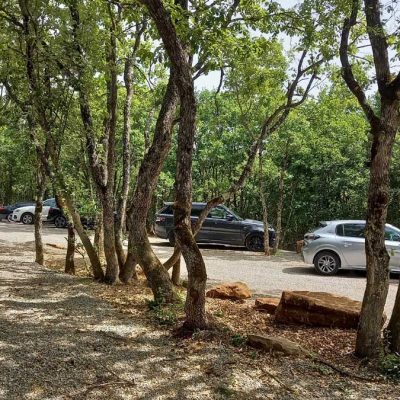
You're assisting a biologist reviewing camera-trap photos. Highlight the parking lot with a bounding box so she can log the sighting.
[0,220,398,315]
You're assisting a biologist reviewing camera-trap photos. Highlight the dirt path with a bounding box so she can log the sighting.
[0,241,292,400]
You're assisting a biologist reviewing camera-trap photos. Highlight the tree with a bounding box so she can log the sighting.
[340,0,400,357]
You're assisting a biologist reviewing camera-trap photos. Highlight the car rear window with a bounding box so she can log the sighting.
[336,223,365,238]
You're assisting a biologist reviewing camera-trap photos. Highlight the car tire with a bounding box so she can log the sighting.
[21,212,34,225]
[313,251,341,275]
[7,214,13,222]
[245,234,264,252]
[54,216,67,228]
[168,231,176,246]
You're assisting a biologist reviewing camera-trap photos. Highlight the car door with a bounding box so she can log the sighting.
[206,206,243,245]
[384,226,400,270]
[191,207,213,243]
[336,223,366,267]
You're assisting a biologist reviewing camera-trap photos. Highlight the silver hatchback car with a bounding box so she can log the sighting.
[302,220,400,275]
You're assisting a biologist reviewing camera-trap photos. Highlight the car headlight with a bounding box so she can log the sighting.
[13,208,21,213]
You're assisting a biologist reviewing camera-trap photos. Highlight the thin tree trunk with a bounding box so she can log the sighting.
[171,258,181,286]
[69,2,119,284]
[65,223,76,275]
[273,163,286,254]
[115,23,144,269]
[34,164,46,265]
[258,150,270,256]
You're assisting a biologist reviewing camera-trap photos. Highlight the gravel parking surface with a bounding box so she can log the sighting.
[1,221,399,315]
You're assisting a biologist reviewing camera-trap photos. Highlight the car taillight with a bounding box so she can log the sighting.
[0,207,5,213]
[304,234,320,241]
[156,216,166,223]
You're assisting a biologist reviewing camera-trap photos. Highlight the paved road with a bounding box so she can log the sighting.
[1,221,399,315]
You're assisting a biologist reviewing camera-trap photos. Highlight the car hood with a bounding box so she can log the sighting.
[243,219,275,231]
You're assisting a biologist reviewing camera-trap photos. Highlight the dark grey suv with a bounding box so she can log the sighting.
[154,202,275,251]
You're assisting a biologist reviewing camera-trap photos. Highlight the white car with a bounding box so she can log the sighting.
[11,198,57,224]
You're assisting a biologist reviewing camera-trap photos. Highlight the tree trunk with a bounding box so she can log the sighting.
[125,69,179,303]
[101,192,120,284]
[386,281,400,352]
[94,210,104,259]
[65,223,76,275]
[34,165,46,265]
[258,150,270,256]
[273,165,285,254]
[355,125,396,358]
[62,195,104,280]
[171,258,181,286]
[119,240,138,283]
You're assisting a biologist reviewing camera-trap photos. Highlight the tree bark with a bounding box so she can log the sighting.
[34,164,46,265]
[119,239,138,283]
[171,258,181,286]
[273,158,287,254]
[355,125,396,357]
[115,21,146,270]
[142,0,208,329]
[340,0,400,358]
[258,150,270,256]
[65,223,76,275]
[69,1,120,284]
[126,70,179,303]
[386,281,400,352]
[94,210,104,259]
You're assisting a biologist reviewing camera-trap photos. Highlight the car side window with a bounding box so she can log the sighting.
[208,207,227,219]
[43,199,56,207]
[339,223,365,238]
[385,227,400,242]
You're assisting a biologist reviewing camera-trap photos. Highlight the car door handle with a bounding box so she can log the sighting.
[344,242,352,247]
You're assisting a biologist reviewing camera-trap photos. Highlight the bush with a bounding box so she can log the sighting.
[379,353,400,379]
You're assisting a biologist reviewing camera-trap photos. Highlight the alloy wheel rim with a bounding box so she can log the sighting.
[318,255,336,273]
[249,236,263,251]
[23,215,32,224]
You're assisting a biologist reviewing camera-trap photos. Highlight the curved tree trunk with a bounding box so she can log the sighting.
[142,0,207,329]
[126,70,179,303]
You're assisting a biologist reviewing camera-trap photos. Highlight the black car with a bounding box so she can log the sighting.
[0,201,35,222]
[47,207,95,229]
[154,202,275,251]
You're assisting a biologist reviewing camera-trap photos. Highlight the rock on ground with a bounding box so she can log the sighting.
[206,282,252,300]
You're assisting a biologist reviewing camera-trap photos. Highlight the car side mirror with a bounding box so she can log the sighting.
[226,215,235,221]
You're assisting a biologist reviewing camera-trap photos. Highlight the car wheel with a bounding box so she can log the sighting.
[54,216,67,228]
[314,251,341,275]
[168,231,176,246]
[7,214,13,222]
[245,234,264,252]
[21,212,34,225]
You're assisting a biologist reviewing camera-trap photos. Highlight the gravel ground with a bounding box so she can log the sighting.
[0,239,287,400]
[1,222,399,399]
[2,222,397,315]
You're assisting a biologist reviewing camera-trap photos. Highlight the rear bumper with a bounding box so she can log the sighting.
[301,246,314,264]
[154,224,168,239]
